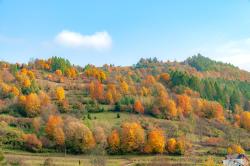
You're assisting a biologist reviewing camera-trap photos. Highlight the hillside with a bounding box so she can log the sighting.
[0,55,250,165]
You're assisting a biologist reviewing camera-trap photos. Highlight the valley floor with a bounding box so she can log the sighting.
[3,149,228,166]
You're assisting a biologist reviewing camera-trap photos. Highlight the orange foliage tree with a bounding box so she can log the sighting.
[200,100,225,122]
[134,100,144,114]
[159,73,170,82]
[19,93,41,117]
[107,129,120,154]
[22,134,42,152]
[55,69,62,76]
[46,115,65,145]
[45,115,63,137]
[89,81,103,101]
[177,94,192,116]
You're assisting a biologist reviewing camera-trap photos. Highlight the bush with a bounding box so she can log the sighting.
[23,134,42,152]
[0,150,7,166]
[43,158,55,166]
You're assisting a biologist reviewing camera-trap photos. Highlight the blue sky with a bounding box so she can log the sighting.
[1,0,250,71]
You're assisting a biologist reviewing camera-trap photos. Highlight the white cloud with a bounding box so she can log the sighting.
[196,38,250,71]
[213,38,250,71]
[55,30,112,50]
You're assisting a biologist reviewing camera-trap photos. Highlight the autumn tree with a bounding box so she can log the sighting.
[134,100,144,114]
[56,87,65,101]
[227,144,245,154]
[200,100,225,122]
[45,115,64,145]
[166,138,176,154]
[84,66,107,82]
[120,80,129,94]
[46,115,62,134]
[11,86,20,96]
[54,127,65,146]
[107,129,120,154]
[144,129,165,153]
[93,126,107,145]
[105,90,114,104]
[120,122,145,153]
[159,73,170,82]
[166,137,186,155]
[55,69,62,76]
[22,134,42,152]
[177,94,192,116]
[144,75,156,86]
[166,100,177,118]
[89,81,103,101]
[240,111,250,131]
[204,157,216,166]
[19,93,41,117]
[158,90,169,108]
[65,67,77,78]
[64,118,96,153]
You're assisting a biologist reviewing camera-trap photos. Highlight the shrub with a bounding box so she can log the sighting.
[22,134,42,152]
[43,158,55,166]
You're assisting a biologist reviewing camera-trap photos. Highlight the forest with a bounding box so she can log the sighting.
[0,55,250,165]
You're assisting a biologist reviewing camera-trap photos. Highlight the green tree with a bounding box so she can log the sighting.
[50,56,71,74]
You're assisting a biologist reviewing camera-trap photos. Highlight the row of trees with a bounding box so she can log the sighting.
[107,122,186,155]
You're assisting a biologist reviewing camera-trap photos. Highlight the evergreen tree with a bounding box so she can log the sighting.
[230,90,241,112]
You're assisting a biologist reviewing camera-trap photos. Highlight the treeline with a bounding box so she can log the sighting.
[185,54,237,72]
[168,70,250,111]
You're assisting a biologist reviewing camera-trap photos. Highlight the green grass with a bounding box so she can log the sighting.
[83,112,137,128]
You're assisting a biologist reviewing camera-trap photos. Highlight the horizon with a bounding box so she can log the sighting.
[0,55,244,72]
[1,0,250,71]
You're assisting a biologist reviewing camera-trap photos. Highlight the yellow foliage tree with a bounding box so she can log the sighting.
[121,122,145,152]
[145,129,165,153]
[56,87,65,101]
[204,157,216,166]
[22,77,31,87]
[166,100,177,118]
[240,111,250,131]
[166,138,177,154]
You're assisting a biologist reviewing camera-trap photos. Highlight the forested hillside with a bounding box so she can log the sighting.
[0,55,250,162]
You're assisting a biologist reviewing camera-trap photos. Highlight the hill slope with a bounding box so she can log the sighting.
[0,55,250,165]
